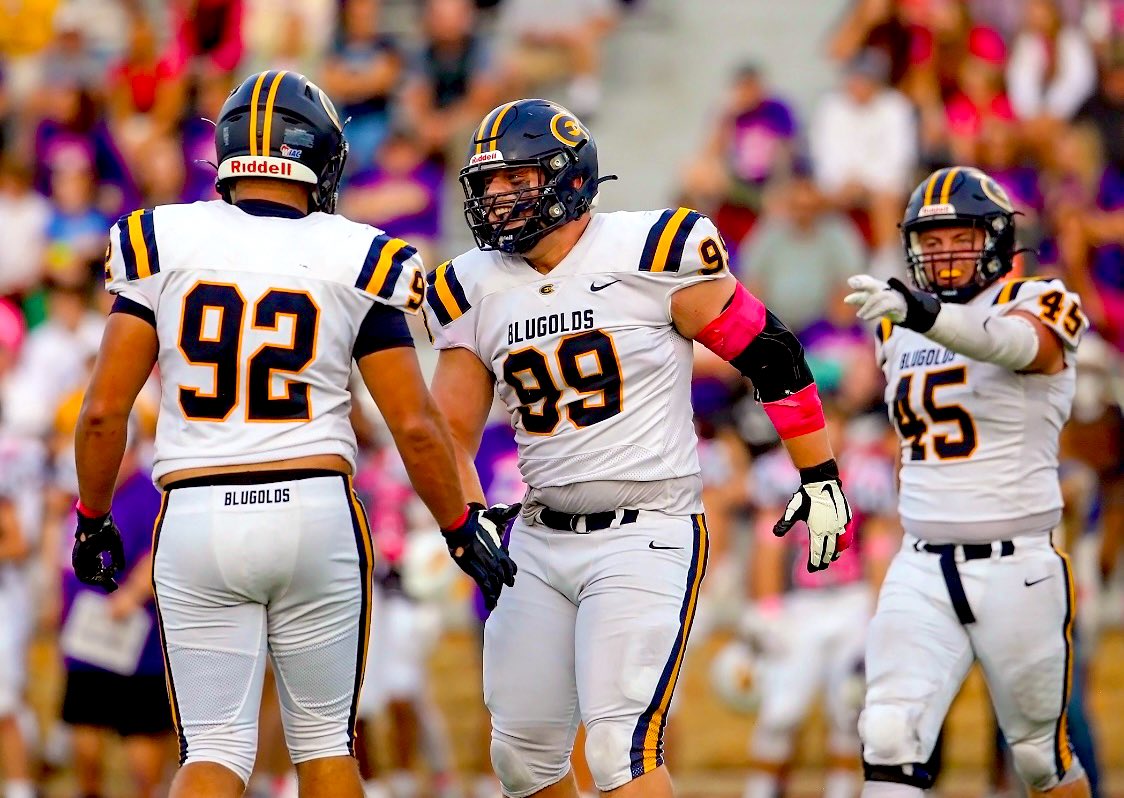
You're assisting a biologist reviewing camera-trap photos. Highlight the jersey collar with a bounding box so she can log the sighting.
[234,199,308,219]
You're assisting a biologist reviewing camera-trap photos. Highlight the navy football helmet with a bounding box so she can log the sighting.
[215,70,348,213]
[460,99,610,253]
[901,166,1017,304]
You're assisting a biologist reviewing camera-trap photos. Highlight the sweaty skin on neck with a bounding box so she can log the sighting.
[230,177,311,214]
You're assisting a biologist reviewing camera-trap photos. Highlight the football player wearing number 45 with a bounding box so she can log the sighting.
[72,70,516,798]
[844,166,1091,798]
[425,98,851,798]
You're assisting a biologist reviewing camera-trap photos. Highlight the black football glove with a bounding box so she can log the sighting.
[73,511,126,593]
[772,460,852,573]
[442,503,519,610]
[886,277,942,332]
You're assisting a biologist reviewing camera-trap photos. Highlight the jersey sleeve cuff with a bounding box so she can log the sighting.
[353,301,415,360]
[110,294,156,328]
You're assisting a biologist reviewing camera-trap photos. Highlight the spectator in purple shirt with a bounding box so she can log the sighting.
[58,428,173,798]
[340,126,445,258]
[680,63,798,250]
[34,79,138,218]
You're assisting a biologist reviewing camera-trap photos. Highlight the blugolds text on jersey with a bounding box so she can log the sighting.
[224,488,292,506]
[899,347,956,370]
[508,309,595,344]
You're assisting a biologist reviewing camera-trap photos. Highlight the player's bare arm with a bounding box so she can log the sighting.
[429,346,496,505]
[358,346,517,609]
[670,273,851,572]
[72,312,157,593]
[76,313,158,515]
[357,346,473,528]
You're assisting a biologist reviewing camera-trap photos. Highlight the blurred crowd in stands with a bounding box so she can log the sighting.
[0,0,1122,796]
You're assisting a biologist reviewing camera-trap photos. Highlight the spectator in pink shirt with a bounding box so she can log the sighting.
[944,26,1013,163]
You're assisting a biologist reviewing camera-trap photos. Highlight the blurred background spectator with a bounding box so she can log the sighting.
[494,0,616,117]
[0,1,1122,796]
[810,47,917,265]
[321,0,403,172]
[401,0,502,158]
[679,63,798,252]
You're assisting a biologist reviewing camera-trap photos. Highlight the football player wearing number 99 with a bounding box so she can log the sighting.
[426,98,851,798]
[72,70,516,798]
[843,166,1091,798]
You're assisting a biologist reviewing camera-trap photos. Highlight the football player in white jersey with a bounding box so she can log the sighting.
[425,98,853,798]
[71,70,516,798]
[844,166,1091,798]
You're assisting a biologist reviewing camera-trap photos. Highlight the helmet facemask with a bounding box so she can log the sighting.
[314,136,348,214]
[461,150,586,254]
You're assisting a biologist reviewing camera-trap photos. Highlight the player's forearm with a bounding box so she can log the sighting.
[386,410,469,529]
[74,405,129,515]
[452,441,487,506]
[779,428,835,472]
[684,281,831,455]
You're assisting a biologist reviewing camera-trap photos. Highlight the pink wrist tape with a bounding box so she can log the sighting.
[695,283,767,361]
[762,383,826,440]
[75,499,103,519]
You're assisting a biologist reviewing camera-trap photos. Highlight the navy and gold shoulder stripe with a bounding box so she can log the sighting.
[356,233,418,299]
[426,261,471,326]
[876,318,894,343]
[993,276,1050,305]
[638,208,703,273]
[116,209,160,281]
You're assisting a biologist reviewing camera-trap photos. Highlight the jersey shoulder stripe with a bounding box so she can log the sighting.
[876,318,894,343]
[426,260,472,325]
[355,233,418,299]
[638,207,703,273]
[992,276,1052,305]
[115,208,160,281]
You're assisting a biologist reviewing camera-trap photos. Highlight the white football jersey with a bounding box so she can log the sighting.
[105,200,426,482]
[878,276,1087,540]
[426,209,729,491]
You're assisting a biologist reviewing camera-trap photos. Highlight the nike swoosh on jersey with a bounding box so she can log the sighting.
[1024,575,1053,587]
[649,541,683,550]
[591,279,621,291]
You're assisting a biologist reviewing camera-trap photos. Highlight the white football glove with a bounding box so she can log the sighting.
[773,477,852,572]
[843,274,908,323]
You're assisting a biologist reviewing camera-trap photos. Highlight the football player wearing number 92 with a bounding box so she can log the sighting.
[843,166,1091,798]
[425,98,851,798]
[72,70,516,798]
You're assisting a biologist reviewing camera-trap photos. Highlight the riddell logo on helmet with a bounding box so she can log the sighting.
[229,159,294,176]
[918,203,956,217]
[470,150,504,166]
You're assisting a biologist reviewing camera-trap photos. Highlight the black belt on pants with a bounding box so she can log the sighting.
[915,540,1015,624]
[539,507,640,533]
